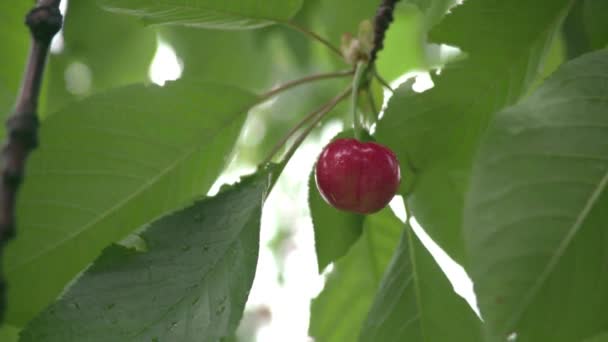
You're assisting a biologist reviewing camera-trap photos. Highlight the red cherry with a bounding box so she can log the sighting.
[315,138,401,214]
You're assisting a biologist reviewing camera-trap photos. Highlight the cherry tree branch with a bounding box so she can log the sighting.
[370,0,401,64]
[0,0,63,322]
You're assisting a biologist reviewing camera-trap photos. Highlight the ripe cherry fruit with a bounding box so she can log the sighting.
[315,138,401,214]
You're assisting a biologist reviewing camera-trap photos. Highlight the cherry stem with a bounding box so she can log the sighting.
[351,62,366,140]
[257,69,354,103]
[264,86,351,169]
[366,83,379,118]
[283,22,344,59]
[374,70,394,93]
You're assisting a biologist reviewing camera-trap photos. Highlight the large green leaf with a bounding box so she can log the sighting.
[20,166,276,341]
[5,81,257,325]
[375,0,573,262]
[0,2,31,129]
[45,0,156,112]
[360,225,481,341]
[100,0,303,29]
[464,49,608,341]
[309,208,402,342]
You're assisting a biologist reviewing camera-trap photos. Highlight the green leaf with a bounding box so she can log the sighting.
[5,81,257,325]
[20,166,276,341]
[402,0,455,30]
[158,27,274,90]
[375,0,573,262]
[585,332,608,342]
[375,6,426,81]
[309,208,402,342]
[561,0,608,60]
[464,49,608,341]
[308,171,363,272]
[360,225,481,341]
[0,324,19,342]
[0,2,31,128]
[308,130,364,272]
[562,0,593,59]
[583,0,608,50]
[100,0,303,29]
[314,0,379,48]
[45,0,157,112]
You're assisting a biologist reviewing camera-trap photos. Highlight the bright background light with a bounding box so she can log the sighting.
[149,37,183,86]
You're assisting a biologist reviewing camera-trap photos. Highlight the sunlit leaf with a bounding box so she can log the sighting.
[20,166,277,341]
[5,81,257,324]
[465,49,608,341]
[376,0,573,262]
[309,209,402,342]
[100,0,303,29]
[360,225,481,341]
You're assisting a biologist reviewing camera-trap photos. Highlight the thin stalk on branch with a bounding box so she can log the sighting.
[264,86,351,166]
[258,69,354,103]
[375,71,394,93]
[0,0,63,321]
[283,22,344,59]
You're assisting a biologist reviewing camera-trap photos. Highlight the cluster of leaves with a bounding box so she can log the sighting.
[0,0,607,341]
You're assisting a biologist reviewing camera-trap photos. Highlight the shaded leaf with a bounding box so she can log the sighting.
[100,0,303,29]
[309,208,402,342]
[20,166,276,341]
[562,0,593,59]
[376,0,573,262]
[464,49,608,341]
[5,81,257,324]
[359,225,481,341]
[583,0,608,50]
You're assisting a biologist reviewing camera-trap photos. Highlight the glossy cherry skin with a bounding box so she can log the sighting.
[315,138,401,214]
